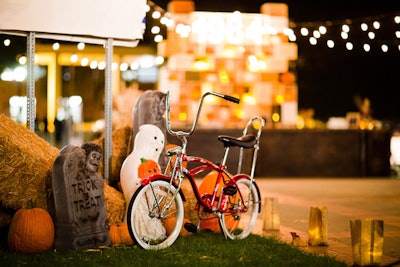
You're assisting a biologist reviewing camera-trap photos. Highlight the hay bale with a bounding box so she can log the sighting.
[0,114,59,222]
[104,181,126,224]
[92,126,133,189]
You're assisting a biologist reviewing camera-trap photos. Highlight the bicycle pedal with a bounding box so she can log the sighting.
[184,222,198,233]
[223,185,237,195]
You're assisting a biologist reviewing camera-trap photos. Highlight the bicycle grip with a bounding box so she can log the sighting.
[222,94,240,104]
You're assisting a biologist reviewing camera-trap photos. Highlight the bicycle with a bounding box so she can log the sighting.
[127,91,265,250]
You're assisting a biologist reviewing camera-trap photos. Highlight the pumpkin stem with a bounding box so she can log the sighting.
[27,199,34,209]
[140,158,148,163]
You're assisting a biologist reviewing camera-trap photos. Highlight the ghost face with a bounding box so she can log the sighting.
[134,124,165,160]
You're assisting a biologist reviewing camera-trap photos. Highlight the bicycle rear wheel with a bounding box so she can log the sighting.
[219,177,260,240]
[127,179,184,249]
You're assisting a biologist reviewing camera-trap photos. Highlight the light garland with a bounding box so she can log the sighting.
[145,1,400,54]
[290,12,400,53]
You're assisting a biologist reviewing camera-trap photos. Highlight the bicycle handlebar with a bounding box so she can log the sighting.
[165,91,240,138]
[217,93,240,104]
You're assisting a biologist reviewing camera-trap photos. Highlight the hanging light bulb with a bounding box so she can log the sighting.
[313,30,321,38]
[52,42,60,50]
[346,42,353,50]
[373,21,380,30]
[300,27,309,36]
[342,24,350,32]
[368,32,375,39]
[327,40,335,48]
[3,39,11,46]
[77,42,85,50]
[381,44,388,52]
[363,44,370,52]
[309,37,317,45]
[152,10,161,19]
[361,23,368,31]
[151,26,160,34]
[319,26,327,34]
[154,34,163,42]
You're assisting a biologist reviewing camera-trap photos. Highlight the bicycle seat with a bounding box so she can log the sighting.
[217,134,256,149]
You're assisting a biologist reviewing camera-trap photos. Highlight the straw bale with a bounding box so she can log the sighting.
[0,114,59,224]
[104,181,126,224]
[92,126,133,189]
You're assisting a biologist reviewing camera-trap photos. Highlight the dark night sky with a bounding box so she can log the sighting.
[152,0,400,123]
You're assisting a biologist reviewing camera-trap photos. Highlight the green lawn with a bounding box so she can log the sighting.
[0,227,346,267]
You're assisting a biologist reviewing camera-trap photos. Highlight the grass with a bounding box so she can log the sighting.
[0,227,346,267]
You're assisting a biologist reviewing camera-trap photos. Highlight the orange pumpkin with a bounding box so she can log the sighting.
[108,223,134,246]
[198,171,234,232]
[138,158,161,179]
[164,217,192,237]
[7,204,54,253]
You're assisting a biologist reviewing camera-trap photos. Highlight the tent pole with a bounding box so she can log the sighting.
[104,38,113,181]
[26,32,36,131]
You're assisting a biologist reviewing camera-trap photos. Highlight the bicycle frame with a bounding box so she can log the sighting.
[138,151,258,215]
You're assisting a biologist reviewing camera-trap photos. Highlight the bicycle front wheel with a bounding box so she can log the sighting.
[127,179,184,249]
[219,177,260,240]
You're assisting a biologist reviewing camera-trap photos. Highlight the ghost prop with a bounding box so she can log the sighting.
[120,124,166,240]
[132,90,167,170]
[121,124,165,203]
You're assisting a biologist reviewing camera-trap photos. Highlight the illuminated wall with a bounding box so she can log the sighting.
[157,1,298,128]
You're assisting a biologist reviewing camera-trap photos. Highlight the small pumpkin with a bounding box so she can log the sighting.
[7,201,54,253]
[109,223,134,246]
[138,158,161,179]
[198,171,235,232]
[164,217,192,237]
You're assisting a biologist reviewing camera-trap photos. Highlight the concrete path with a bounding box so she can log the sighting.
[252,177,400,266]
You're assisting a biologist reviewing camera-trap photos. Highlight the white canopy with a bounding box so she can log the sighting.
[0,0,146,47]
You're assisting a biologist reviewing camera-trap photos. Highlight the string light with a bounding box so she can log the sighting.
[144,1,400,54]
[346,42,353,50]
[300,28,309,36]
[290,11,400,54]
[368,32,375,39]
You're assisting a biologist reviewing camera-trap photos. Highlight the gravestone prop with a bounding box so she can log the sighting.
[52,143,111,249]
